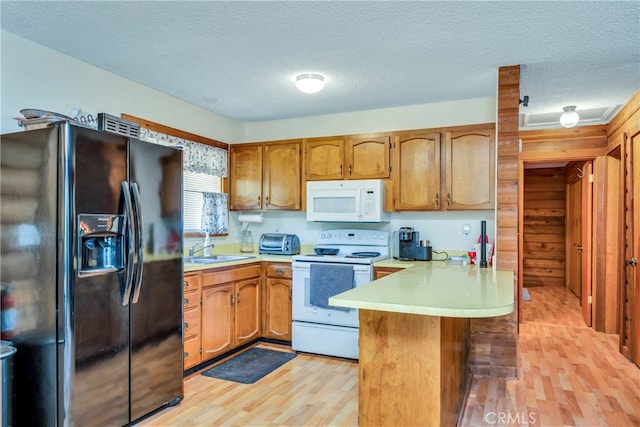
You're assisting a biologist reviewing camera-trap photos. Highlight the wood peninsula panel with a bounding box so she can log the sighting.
[358,310,469,427]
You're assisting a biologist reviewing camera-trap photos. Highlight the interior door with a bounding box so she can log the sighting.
[581,162,594,327]
[567,179,582,298]
[623,130,640,365]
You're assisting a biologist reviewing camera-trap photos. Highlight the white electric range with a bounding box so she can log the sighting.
[291,229,389,359]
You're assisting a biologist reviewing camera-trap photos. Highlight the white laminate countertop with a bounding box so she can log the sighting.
[329,262,514,318]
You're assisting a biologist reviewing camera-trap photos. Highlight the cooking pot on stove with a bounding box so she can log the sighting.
[313,248,339,255]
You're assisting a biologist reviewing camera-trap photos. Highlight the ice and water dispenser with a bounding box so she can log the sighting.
[77,214,124,275]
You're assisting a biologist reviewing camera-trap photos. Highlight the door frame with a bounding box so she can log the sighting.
[518,155,597,324]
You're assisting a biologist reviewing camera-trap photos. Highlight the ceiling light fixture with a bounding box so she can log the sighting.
[295,73,325,94]
[560,105,579,128]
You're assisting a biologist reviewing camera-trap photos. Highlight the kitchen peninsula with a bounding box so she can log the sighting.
[329,262,514,427]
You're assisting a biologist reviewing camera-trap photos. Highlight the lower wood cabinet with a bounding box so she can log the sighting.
[374,267,402,279]
[263,263,292,340]
[183,272,202,369]
[183,261,295,372]
[200,264,261,362]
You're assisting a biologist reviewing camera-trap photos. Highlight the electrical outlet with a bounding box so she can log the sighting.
[462,223,471,240]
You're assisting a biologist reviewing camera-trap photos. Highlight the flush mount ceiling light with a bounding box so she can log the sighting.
[560,105,580,128]
[295,73,325,94]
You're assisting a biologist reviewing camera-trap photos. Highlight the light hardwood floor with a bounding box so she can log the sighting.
[139,286,639,427]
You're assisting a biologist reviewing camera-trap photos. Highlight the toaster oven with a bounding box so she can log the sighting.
[258,233,301,255]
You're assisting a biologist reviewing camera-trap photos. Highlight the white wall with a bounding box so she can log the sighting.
[0,30,243,141]
[242,97,496,141]
[194,210,495,254]
[2,31,498,253]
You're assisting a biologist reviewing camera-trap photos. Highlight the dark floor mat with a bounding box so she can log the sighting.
[201,348,296,384]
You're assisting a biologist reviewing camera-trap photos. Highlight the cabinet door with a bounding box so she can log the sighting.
[444,128,495,209]
[394,132,441,210]
[230,144,263,210]
[346,136,391,179]
[235,278,261,346]
[304,137,344,180]
[201,283,234,360]
[263,140,302,210]
[374,267,402,279]
[265,277,292,340]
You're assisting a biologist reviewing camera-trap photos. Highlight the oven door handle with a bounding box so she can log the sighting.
[292,263,370,272]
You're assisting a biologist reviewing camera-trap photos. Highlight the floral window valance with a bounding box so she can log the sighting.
[139,127,228,177]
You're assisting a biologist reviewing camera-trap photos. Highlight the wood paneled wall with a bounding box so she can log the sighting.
[468,65,520,378]
[522,168,566,287]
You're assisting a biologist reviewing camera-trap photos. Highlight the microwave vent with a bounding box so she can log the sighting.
[97,113,140,138]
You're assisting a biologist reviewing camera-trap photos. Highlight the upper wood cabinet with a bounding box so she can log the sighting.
[263,141,302,210]
[345,136,391,179]
[304,135,391,180]
[229,140,302,211]
[444,127,495,210]
[229,144,262,210]
[304,137,345,180]
[393,132,441,210]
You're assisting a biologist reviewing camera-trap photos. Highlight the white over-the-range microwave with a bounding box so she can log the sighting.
[306,179,390,222]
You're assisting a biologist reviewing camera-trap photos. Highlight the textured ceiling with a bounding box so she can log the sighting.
[1,1,638,129]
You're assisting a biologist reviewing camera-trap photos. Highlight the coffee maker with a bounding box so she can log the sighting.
[398,227,418,260]
[396,227,432,261]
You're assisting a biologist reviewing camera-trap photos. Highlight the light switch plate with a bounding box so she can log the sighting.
[462,223,471,240]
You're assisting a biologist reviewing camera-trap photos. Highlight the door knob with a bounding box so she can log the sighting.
[626,258,638,266]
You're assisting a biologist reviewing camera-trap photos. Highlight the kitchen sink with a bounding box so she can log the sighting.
[184,255,255,264]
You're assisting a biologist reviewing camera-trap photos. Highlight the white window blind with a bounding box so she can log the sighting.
[183,170,222,233]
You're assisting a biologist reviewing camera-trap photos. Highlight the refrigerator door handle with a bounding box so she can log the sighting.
[121,181,136,305]
[130,182,145,304]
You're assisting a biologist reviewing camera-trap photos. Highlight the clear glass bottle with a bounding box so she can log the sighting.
[240,230,253,253]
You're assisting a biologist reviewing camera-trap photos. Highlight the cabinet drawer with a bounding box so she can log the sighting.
[266,263,292,279]
[183,336,200,370]
[183,306,200,339]
[202,264,261,287]
[184,273,201,292]
[184,289,199,310]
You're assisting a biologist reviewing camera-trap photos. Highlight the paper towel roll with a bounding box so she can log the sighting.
[238,213,264,224]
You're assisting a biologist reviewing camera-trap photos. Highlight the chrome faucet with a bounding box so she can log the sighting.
[189,241,215,257]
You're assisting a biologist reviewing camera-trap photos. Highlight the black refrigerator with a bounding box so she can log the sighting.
[0,122,184,426]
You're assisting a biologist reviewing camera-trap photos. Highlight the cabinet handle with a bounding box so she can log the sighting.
[237,292,241,304]
[349,164,352,176]
[184,322,189,329]
[265,196,269,207]
[184,280,189,288]
[340,164,343,177]
[184,351,189,359]
[275,268,284,275]
[435,193,439,208]
[447,193,451,207]
[231,294,235,305]
[626,257,637,266]
[183,298,189,306]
